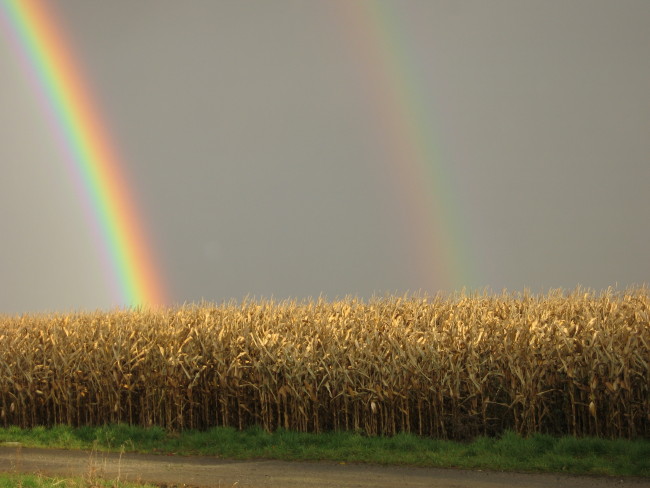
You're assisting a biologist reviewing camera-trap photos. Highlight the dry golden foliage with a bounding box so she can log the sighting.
[1,287,648,439]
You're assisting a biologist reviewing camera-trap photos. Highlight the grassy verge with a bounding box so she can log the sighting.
[0,472,157,488]
[0,425,648,478]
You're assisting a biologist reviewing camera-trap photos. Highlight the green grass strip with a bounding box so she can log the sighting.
[0,425,648,478]
[0,472,157,488]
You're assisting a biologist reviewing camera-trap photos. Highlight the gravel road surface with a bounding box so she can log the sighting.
[1,445,648,488]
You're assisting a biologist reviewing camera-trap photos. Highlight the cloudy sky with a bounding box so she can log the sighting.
[1,0,649,314]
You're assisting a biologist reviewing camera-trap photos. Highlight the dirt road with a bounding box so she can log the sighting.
[1,445,648,488]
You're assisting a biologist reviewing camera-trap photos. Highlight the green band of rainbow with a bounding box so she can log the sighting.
[1,0,167,308]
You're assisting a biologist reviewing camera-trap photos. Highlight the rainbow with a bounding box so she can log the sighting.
[338,2,473,292]
[0,0,167,308]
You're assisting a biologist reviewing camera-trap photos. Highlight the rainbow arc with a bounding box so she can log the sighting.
[338,1,473,292]
[0,0,167,308]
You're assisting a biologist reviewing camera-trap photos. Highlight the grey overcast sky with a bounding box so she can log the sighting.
[1,0,649,314]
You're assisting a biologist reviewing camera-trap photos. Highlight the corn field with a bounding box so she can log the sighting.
[0,287,648,439]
